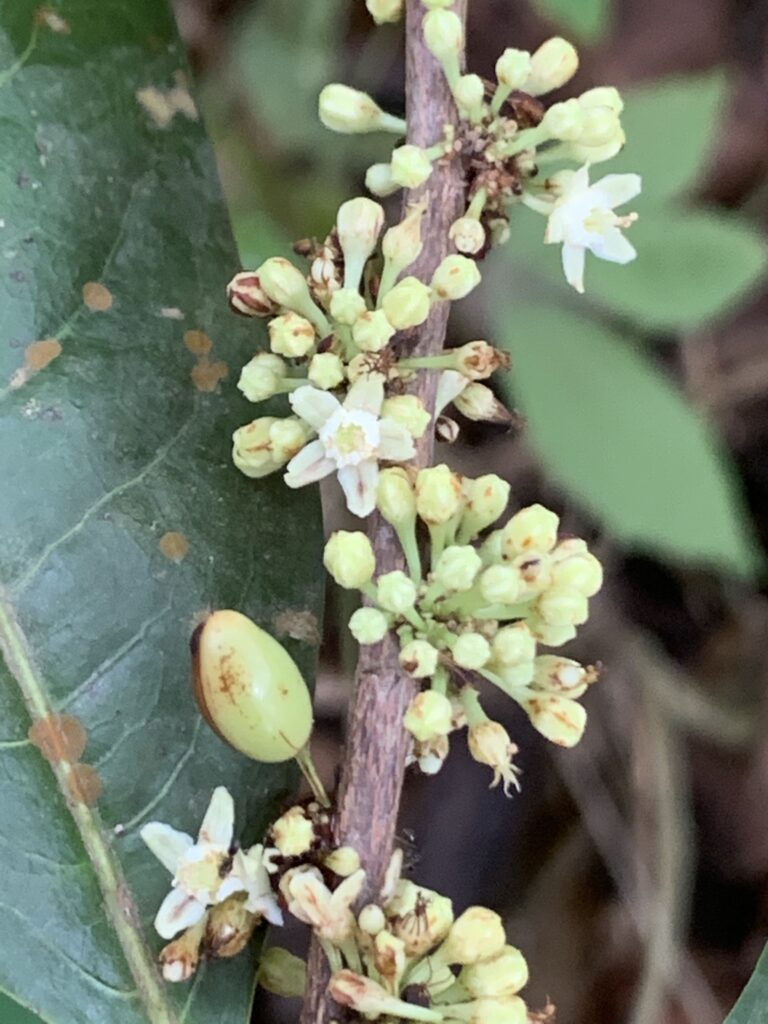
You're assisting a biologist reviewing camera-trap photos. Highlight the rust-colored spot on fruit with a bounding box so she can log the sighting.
[191,357,229,393]
[82,281,113,312]
[184,330,213,356]
[68,763,103,805]
[159,531,189,562]
[28,714,87,764]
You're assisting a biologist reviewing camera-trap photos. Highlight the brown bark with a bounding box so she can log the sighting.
[299,1,468,1020]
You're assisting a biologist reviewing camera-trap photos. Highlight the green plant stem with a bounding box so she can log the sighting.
[294,744,331,808]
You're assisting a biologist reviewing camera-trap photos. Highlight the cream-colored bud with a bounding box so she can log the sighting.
[391,144,435,188]
[258,946,307,998]
[524,37,579,96]
[509,551,552,594]
[579,85,624,114]
[453,73,485,119]
[271,806,314,857]
[491,623,536,667]
[382,276,432,330]
[443,997,528,1024]
[319,84,406,135]
[533,655,590,698]
[337,197,385,289]
[366,0,403,24]
[454,382,513,423]
[459,474,510,540]
[550,549,603,596]
[232,417,283,479]
[567,130,626,164]
[159,919,206,982]
[377,467,417,526]
[382,202,425,277]
[453,632,491,670]
[524,694,586,747]
[431,254,482,301]
[541,98,585,141]
[479,564,523,605]
[308,351,345,390]
[353,309,396,352]
[349,607,389,645]
[238,352,288,402]
[536,586,588,626]
[269,417,311,463]
[381,395,431,439]
[452,341,507,381]
[227,270,279,317]
[399,639,440,679]
[324,846,362,877]
[268,312,316,358]
[386,880,454,957]
[258,257,312,312]
[404,690,454,742]
[359,903,387,936]
[329,288,367,326]
[449,217,486,255]
[498,661,535,689]
[502,504,559,556]
[422,0,455,7]
[479,529,504,566]
[467,721,521,795]
[324,531,376,589]
[365,161,400,197]
[423,9,463,60]
[439,906,507,965]
[374,929,407,986]
[580,105,622,146]
[433,545,483,591]
[377,570,417,613]
[329,970,441,1022]
[495,48,532,89]
[527,612,577,647]
[415,464,464,525]
[460,945,529,997]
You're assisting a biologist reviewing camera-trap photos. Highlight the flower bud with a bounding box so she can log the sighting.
[377,467,417,526]
[337,197,385,289]
[324,531,376,589]
[431,254,482,301]
[523,37,579,96]
[258,257,310,310]
[329,287,367,326]
[499,662,536,689]
[452,341,507,381]
[271,805,315,857]
[232,417,284,479]
[330,970,442,1022]
[386,880,454,957]
[268,417,311,463]
[159,919,206,982]
[433,545,483,591]
[416,464,464,525]
[258,947,307,998]
[349,607,389,645]
[359,903,387,936]
[423,9,464,61]
[479,529,504,566]
[443,997,528,1024]
[192,610,313,762]
[381,395,431,439]
[551,549,602,596]
[206,896,258,959]
[459,474,510,539]
[382,202,426,278]
[536,586,588,627]
[491,623,536,667]
[502,504,559,556]
[454,382,513,423]
[238,353,288,402]
[399,639,439,679]
[509,551,552,594]
[479,564,523,605]
[567,130,626,164]
[382,276,432,330]
[578,85,623,114]
[453,73,485,119]
[541,98,585,141]
[449,217,486,255]
[365,162,400,197]
[422,0,454,7]
[268,311,316,358]
[524,694,586,747]
[453,632,492,670]
[459,945,529,997]
[377,570,417,613]
[353,309,396,352]
[374,929,407,986]
[324,846,362,877]
[391,144,435,189]
[413,733,451,775]
[580,105,622,146]
[404,690,454,742]
[319,84,406,135]
[308,351,345,390]
[527,612,576,647]
[533,655,590,697]
[467,721,520,795]
[227,271,279,317]
[495,48,532,89]
[439,907,506,965]
[366,0,403,24]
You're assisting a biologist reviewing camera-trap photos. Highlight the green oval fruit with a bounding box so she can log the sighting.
[192,609,313,763]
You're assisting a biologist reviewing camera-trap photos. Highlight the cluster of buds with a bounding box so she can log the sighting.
[324,467,602,790]
[320,11,641,294]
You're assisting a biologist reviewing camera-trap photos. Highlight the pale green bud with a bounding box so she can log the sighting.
[443,996,528,1024]
[349,607,389,645]
[502,504,559,556]
[330,287,367,325]
[479,529,504,566]
[479,564,523,605]
[377,467,416,526]
[509,551,553,594]
[324,846,362,877]
[390,144,434,188]
[381,395,431,439]
[232,417,284,479]
[404,690,453,742]
[449,216,486,255]
[271,806,314,857]
[374,930,407,987]
[523,37,579,96]
[319,84,406,135]
[551,549,603,597]
[567,130,626,164]
[268,311,316,358]
[579,105,622,146]
[431,254,482,301]
[533,655,590,697]
[541,98,585,141]
[358,903,387,936]
[459,945,529,997]
[423,9,464,61]
[382,276,432,329]
[365,0,403,24]
[377,570,417,613]
[422,0,454,7]
[269,417,311,462]
[258,257,313,313]
[460,474,510,538]
[453,73,485,119]
[491,623,536,667]
[324,531,376,589]
[439,907,507,965]
[498,661,535,688]
[416,464,464,525]
[365,162,401,197]
[227,270,279,317]
[337,197,385,289]
[386,880,454,957]
[453,632,491,670]
[433,545,483,591]
[308,351,345,390]
[257,946,307,998]
[382,202,425,277]
[454,382,512,423]
[399,639,439,679]
[536,586,588,626]
[495,48,532,89]
[527,612,577,647]
[579,85,624,114]
[452,341,506,380]
[467,721,520,795]
[524,694,586,747]
[353,309,396,352]
[238,352,288,402]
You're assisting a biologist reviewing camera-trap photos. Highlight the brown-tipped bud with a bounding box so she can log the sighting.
[205,895,258,959]
[452,342,509,381]
[227,271,279,317]
[454,383,515,424]
[159,918,206,982]
[330,970,442,1022]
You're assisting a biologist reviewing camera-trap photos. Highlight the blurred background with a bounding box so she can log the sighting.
[173,1,768,1021]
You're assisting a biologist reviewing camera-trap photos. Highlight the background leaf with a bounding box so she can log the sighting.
[494,304,758,575]
[724,941,768,1024]
[529,0,610,41]
[0,5,323,1024]
[0,992,43,1024]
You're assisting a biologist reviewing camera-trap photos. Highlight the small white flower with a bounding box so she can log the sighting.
[141,787,244,939]
[286,866,366,945]
[231,844,284,926]
[545,164,641,293]
[285,377,416,517]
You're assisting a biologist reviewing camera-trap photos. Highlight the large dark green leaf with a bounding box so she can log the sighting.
[725,942,768,1024]
[0,5,323,1024]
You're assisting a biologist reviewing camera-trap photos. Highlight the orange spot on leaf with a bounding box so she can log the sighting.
[184,330,213,356]
[159,531,189,562]
[68,763,103,805]
[28,714,87,764]
[82,281,113,312]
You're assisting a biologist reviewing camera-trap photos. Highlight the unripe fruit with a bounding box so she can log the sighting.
[192,610,313,762]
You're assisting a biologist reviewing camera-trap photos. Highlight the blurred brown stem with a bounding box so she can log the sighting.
[299,2,467,1020]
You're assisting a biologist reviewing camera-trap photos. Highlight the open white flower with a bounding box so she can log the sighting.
[231,844,284,926]
[545,164,641,293]
[285,377,416,517]
[141,787,244,939]
[286,866,366,945]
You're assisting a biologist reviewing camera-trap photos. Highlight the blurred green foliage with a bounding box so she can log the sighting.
[0,992,42,1024]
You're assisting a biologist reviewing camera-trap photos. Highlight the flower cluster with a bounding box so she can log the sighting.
[324,467,601,791]
[321,8,641,293]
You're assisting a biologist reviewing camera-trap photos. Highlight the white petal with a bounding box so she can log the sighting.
[344,376,384,416]
[378,419,416,461]
[217,875,247,902]
[140,823,194,875]
[337,461,378,518]
[248,893,285,926]
[284,439,335,487]
[198,786,235,848]
[330,868,366,911]
[154,888,206,940]
[289,386,340,430]
[435,370,469,416]
[561,243,586,294]
[591,173,641,209]
[589,226,637,264]
[544,209,566,245]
